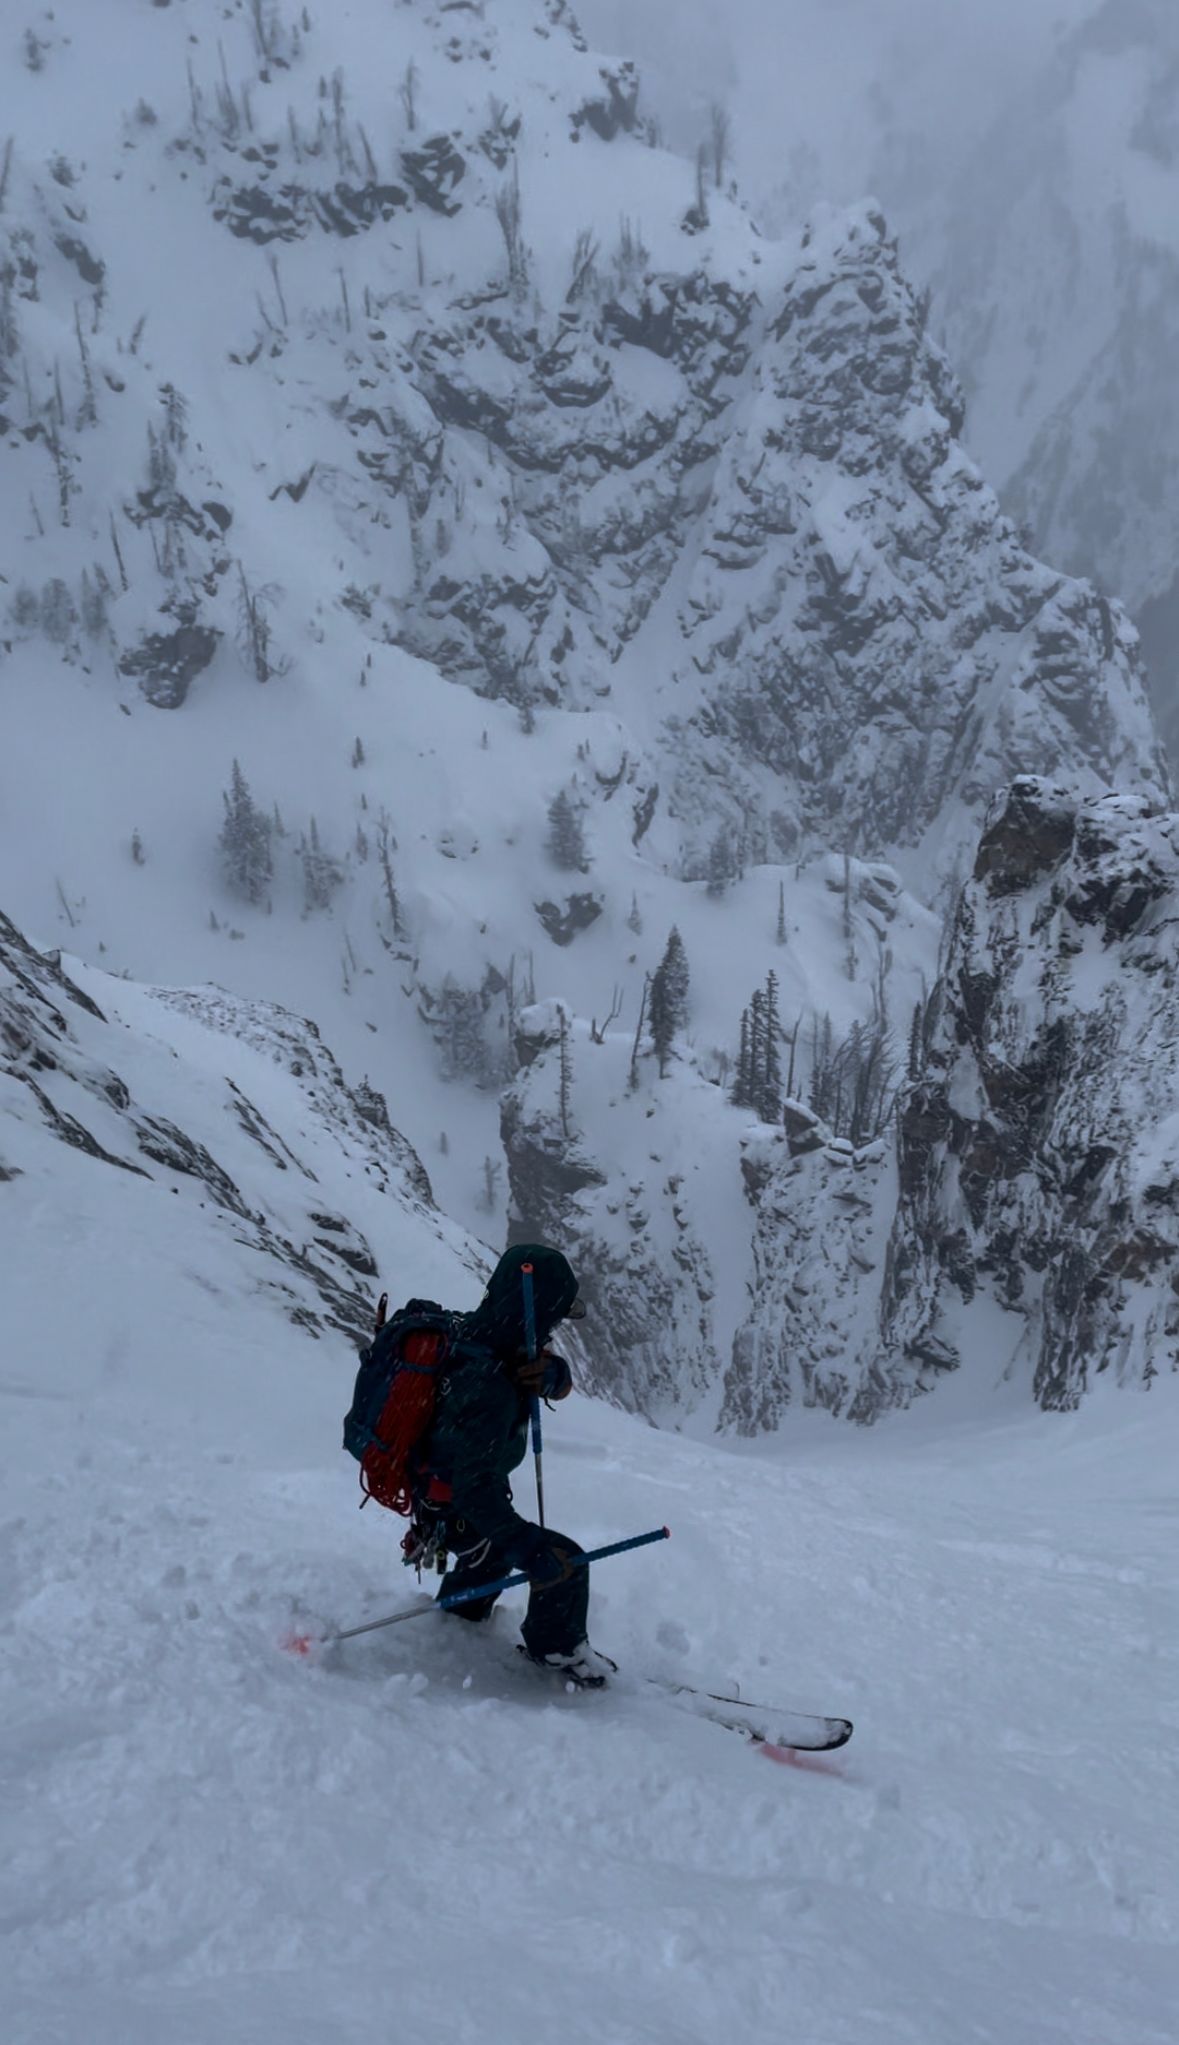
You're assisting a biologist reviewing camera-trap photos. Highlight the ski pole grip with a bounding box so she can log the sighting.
[439,1524,670,1610]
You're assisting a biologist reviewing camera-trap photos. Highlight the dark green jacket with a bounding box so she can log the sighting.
[418,1245,579,1567]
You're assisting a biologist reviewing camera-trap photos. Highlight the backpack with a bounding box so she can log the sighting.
[343,1296,458,1515]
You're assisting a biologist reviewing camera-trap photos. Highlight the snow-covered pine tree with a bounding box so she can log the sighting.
[301,816,343,912]
[748,985,766,1105]
[375,811,405,941]
[219,760,272,904]
[558,1003,573,1137]
[757,970,783,1122]
[730,1006,752,1109]
[649,926,690,1076]
[546,788,588,872]
[907,999,924,1080]
[434,978,490,1084]
[706,826,736,897]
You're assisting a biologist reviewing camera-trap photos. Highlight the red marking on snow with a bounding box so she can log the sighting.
[759,1743,845,1776]
[281,1632,314,1656]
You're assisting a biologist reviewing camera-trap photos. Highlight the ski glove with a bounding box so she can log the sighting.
[511,1350,573,1402]
[525,1533,582,1590]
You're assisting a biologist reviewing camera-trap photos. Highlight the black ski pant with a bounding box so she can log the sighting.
[437,1525,588,1659]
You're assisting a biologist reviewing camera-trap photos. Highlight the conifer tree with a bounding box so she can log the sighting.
[301,816,343,912]
[219,760,272,904]
[558,1003,573,1137]
[907,999,924,1080]
[435,979,489,1083]
[649,926,690,1076]
[546,788,588,872]
[758,970,783,1122]
[706,825,736,897]
[730,1006,752,1109]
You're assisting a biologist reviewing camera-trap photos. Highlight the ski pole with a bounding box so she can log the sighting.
[325,1525,671,1643]
[520,1260,545,1529]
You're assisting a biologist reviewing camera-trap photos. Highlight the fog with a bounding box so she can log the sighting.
[577,0,1093,218]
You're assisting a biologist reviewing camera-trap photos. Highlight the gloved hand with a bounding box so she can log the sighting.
[525,1531,582,1590]
[511,1349,573,1402]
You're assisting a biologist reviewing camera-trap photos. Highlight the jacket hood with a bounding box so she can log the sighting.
[465,1243,580,1353]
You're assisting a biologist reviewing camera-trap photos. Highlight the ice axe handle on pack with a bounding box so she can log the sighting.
[521,1260,545,1529]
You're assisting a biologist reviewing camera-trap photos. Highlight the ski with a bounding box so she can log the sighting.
[643,1674,853,1753]
[286,1608,853,1753]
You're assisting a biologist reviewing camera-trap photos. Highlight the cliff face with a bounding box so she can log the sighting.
[500,1003,719,1420]
[887,777,1179,1410]
[365,194,1167,869]
[724,779,1179,1428]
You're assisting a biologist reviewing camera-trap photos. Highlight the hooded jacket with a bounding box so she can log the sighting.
[416,1245,579,1565]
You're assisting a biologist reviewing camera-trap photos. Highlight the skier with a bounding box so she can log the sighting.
[406,1243,615,1688]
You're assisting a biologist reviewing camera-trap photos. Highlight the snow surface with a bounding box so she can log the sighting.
[3,940,1178,2045]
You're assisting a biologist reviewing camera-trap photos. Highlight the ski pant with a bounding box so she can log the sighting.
[437,1524,589,1659]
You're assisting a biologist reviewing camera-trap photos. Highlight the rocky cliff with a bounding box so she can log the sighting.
[724,778,1179,1427]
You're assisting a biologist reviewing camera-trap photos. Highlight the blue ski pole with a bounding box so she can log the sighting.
[325,1526,671,1643]
[520,1259,545,1528]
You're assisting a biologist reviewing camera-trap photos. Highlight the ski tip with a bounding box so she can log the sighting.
[280,1631,315,1657]
[661,1525,671,1538]
[759,1742,848,1775]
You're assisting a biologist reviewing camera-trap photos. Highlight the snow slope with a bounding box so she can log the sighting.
[3,928,1177,2045]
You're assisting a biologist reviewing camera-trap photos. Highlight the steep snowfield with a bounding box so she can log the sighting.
[3,931,1178,2044]
[5,1177,1178,2041]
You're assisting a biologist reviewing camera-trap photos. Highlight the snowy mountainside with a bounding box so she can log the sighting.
[0,906,481,1346]
[0,0,1172,1434]
[725,777,1179,1429]
[0,0,1165,869]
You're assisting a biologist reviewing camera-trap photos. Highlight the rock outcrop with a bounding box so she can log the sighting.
[725,779,1179,1425]
[501,1003,719,1418]
[0,911,455,1344]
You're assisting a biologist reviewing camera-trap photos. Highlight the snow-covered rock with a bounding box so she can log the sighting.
[887,775,1179,1410]
[721,1120,896,1431]
[727,777,1179,1426]
[501,1001,719,1419]
[0,908,479,1343]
